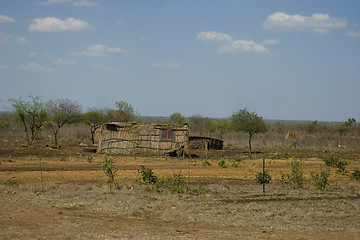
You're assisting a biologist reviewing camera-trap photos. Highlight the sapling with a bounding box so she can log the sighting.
[101,155,118,192]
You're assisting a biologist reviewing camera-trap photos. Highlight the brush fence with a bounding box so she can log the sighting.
[97,122,189,156]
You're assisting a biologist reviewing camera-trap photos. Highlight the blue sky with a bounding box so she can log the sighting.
[1,0,359,122]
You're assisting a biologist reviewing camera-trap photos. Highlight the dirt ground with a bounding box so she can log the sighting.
[1,141,360,239]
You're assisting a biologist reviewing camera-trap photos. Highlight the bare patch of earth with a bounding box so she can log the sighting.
[1,181,360,240]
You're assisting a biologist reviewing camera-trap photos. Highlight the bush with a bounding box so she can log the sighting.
[202,159,211,166]
[255,171,271,184]
[350,169,360,180]
[234,156,244,163]
[281,158,305,188]
[322,154,348,174]
[138,165,158,184]
[138,166,206,195]
[310,170,330,190]
[218,159,228,168]
[101,155,118,191]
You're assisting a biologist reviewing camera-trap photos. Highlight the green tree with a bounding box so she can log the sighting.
[82,108,108,144]
[46,99,81,146]
[168,112,185,125]
[206,119,231,139]
[338,118,356,141]
[230,108,267,154]
[108,101,135,122]
[9,95,47,146]
[342,118,356,127]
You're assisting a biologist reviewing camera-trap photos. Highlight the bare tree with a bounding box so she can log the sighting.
[82,108,108,144]
[46,99,81,146]
[9,95,47,146]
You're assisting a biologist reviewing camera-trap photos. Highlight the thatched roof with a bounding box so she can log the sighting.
[104,122,188,131]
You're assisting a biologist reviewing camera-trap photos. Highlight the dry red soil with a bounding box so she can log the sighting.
[1,142,360,239]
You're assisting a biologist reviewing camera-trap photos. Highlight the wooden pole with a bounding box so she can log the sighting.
[262,156,265,193]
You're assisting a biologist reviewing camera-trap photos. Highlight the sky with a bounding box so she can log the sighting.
[0,0,360,122]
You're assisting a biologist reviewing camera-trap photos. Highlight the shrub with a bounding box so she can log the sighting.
[281,158,305,188]
[232,162,240,168]
[156,173,188,194]
[283,152,291,159]
[310,170,330,190]
[350,169,360,180]
[138,165,158,184]
[101,155,118,191]
[255,171,271,184]
[322,154,348,174]
[234,156,244,163]
[138,166,206,195]
[218,159,228,168]
[202,159,211,166]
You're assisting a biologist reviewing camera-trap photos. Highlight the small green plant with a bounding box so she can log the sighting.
[3,179,22,185]
[255,171,271,184]
[310,170,330,190]
[350,168,360,180]
[281,158,305,188]
[232,157,243,167]
[60,157,65,161]
[202,159,211,166]
[234,156,244,163]
[87,155,93,163]
[232,162,240,168]
[218,159,228,168]
[322,154,348,174]
[101,155,118,191]
[283,152,291,159]
[138,165,158,184]
[138,167,206,195]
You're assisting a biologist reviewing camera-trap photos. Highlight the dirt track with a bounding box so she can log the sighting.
[1,143,360,239]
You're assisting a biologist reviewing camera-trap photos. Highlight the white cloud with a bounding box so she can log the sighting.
[197,31,269,55]
[28,17,92,32]
[116,20,124,24]
[0,14,15,24]
[0,32,31,44]
[197,31,233,44]
[262,38,280,46]
[55,58,77,65]
[71,44,127,57]
[107,47,127,53]
[38,0,97,7]
[91,64,117,71]
[19,62,54,72]
[347,30,360,38]
[262,12,347,34]
[150,60,180,68]
[0,32,12,43]
[29,51,38,56]
[72,0,97,7]
[217,40,269,54]
[16,36,31,44]
[38,0,71,5]
[0,65,11,70]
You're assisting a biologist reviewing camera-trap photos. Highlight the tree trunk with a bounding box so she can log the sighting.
[54,130,59,147]
[91,126,96,144]
[248,133,253,154]
[91,130,95,144]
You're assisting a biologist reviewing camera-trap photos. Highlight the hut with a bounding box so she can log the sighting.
[97,122,189,156]
[189,136,224,150]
